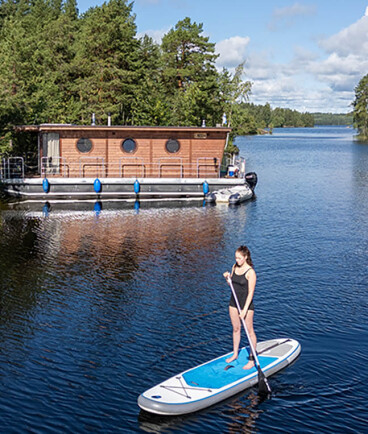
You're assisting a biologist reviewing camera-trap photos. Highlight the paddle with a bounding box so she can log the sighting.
[226,276,272,398]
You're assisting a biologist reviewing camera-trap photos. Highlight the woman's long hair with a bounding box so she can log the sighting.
[236,245,254,267]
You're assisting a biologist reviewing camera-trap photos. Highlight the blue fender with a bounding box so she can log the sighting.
[134,179,140,194]
[42,178,50,193]
[94,178,102,193]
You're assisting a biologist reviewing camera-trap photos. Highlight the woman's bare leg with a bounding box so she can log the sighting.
[226,306,241,363]
[243,310,256,369]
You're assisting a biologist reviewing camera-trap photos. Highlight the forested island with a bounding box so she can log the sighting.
[313,113,353,126]
[0,0,364,156]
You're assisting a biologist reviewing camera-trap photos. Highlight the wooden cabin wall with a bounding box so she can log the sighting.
[51,129,227,178]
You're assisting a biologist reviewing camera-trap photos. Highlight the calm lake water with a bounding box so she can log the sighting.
[0,126,367,432]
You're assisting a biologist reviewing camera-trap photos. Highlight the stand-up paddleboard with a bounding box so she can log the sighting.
[138,338,300,415]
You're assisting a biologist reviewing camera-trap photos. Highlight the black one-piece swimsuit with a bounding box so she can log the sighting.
[229,267,255,311]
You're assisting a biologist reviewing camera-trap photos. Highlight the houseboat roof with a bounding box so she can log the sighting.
[16,124,232,133]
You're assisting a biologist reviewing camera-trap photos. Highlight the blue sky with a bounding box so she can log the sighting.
[77,0,368,113]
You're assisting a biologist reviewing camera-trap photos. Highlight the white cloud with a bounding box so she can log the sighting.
[215,36,250,68]
[292,46,319,66]
[310,9,368,97]
[225,47,354,113]
[273,2,316,19]
[245,7,368,112]
[319,14,368,57]
[308,53,368,92]
[269,2,316,31]
[244,53,279,80]
[251,76,350,113]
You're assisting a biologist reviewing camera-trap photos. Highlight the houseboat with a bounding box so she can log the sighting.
[0,123,255,202]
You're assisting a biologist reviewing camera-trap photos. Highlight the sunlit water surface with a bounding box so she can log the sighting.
[0,126,367,432]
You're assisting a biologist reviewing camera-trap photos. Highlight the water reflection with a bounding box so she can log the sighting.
[4,198,207,215]
[224,391,263,433]
[0,217,46,323]
[93,200,102,215]
[42,201,51,217]
[0,202,231,332]
[137,390,263,433]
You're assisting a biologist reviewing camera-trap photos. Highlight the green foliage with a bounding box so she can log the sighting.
[224,140,239,156]
[160,17,222,126]
[161,17,218,91]
[313,112,353,126]
[131,35,170,126]
[0,0,80,152]
[219,63,252,126]
[73,0,141,125]
[218,63,252,153]
[353,74,368,139]
[231,103,314,134]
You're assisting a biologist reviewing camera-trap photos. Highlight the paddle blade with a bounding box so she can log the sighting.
[257,367,272,399]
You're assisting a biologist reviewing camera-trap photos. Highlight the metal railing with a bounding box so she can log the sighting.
[1,155,243,179]
[221,154,247,178]
[41,156,69,177]
[119,157,145,178]
[158,157,183,178]
[1,157,25,179]
[79,157,106,178]
[197,157,220,177]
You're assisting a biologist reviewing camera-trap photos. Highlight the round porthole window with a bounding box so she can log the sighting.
[76,138,93,153]
[166,138,180,153]
[121,138,137,153]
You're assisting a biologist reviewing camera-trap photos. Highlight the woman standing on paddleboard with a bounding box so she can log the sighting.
[223,245,257,370]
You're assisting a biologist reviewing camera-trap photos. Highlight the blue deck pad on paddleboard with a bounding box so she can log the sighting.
[183,347,277,389]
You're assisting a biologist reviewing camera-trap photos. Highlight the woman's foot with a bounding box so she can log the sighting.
[242,360,255,370]
[226,354,238,363]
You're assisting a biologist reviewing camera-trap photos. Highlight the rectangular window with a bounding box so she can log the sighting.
[42,133,60,174]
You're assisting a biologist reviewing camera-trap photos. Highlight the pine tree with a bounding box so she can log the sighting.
[0,3,36,152]
[131,35,170,126]
[161,17,221,126]
[353,74,368,139]
[73,0,140,125]
[29,0,79,123]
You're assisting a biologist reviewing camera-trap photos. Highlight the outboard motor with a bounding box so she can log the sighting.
[245,172,258,191]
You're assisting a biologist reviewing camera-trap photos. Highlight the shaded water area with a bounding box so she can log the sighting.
[0,126,367,432]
